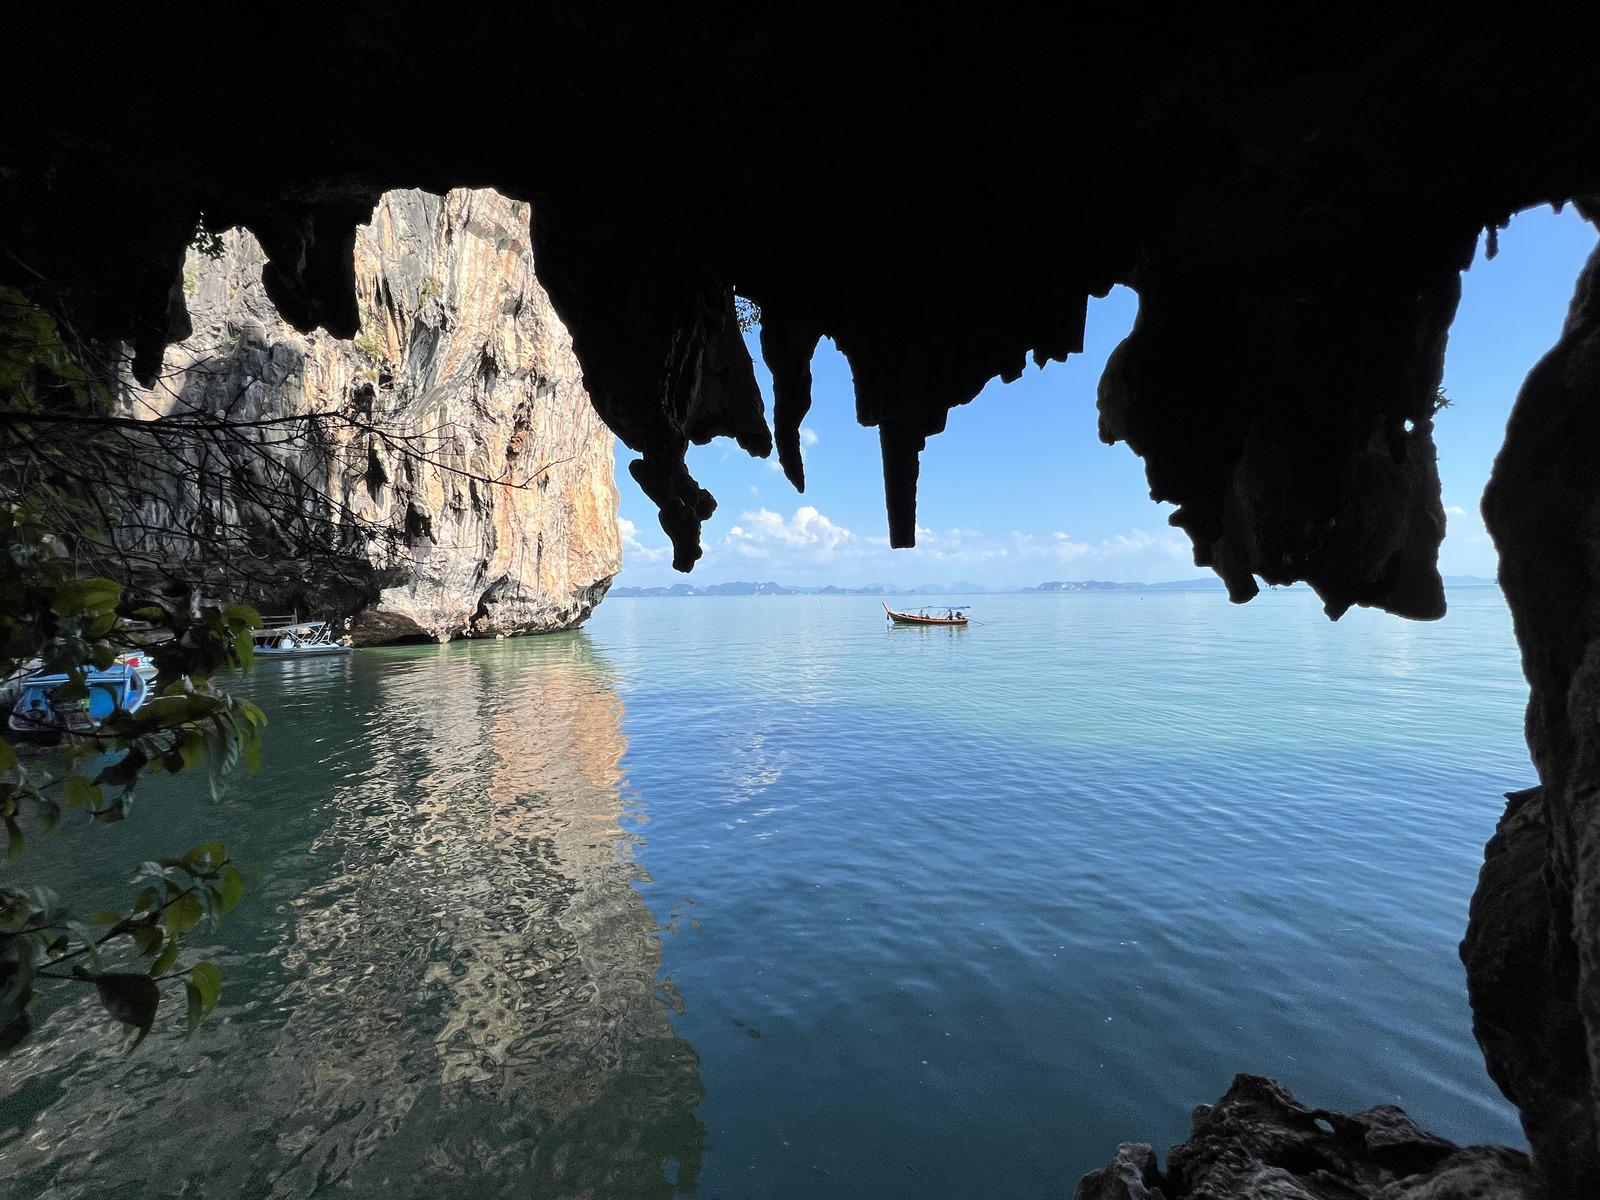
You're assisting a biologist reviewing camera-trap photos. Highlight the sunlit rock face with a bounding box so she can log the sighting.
[121,189,621,643]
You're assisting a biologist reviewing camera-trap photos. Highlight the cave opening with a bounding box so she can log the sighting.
[8,8,1600,1196]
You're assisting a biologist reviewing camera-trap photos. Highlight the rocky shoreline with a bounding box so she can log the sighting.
[1076,1075,1539,1199]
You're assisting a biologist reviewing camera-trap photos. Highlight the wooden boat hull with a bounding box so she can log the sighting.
[883,602,969,626]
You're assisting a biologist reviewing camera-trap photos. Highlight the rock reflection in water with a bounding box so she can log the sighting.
[0,636,703,1198]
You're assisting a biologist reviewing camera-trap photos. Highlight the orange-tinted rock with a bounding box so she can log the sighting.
[124,189,620,642]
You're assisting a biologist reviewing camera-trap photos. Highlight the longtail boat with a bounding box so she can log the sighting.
[883,602,970,626]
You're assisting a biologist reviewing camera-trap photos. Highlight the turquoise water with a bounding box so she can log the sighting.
[0,588,1532,1197]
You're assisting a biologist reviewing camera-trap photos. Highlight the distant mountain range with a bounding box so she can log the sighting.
[608,574,1500,597]
[1023,578,1224,592]
[608,581,888,597]
[609,578,1224,597]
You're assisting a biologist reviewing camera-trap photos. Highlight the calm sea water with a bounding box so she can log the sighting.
[0,588,1532,1198]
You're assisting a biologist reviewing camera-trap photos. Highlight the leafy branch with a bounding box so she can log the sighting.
[1,288,266,1053]
[3,841,243,1049]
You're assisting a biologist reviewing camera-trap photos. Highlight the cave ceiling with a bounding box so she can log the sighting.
[7,4,1600,618]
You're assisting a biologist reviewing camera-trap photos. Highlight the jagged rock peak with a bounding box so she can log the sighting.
[119,189,621,643]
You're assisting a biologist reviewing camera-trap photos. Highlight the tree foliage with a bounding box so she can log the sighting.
[1,286,263,1052]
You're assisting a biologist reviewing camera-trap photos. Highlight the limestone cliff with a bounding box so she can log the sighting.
[119,189,621,643]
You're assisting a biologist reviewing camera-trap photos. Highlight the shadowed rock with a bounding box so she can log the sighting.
[9,7,1600,614]
[11,8,1600,1193]
[1075,1075,1542,1199]
[1473,230,1600,1197]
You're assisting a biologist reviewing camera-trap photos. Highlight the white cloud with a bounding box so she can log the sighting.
[1092,528,1189,559]
[1051,532,1094,561]
[1445,506,1467,516]
[1043,528,1189,562]
[724,506,854,558]
[617,505,1195,589]
[800,427,819,446]
[618,516,672,565]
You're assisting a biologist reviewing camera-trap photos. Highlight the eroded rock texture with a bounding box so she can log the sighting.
[1468,232,1600,1197]
[120,189,620,643]
[1075,1075,1541,1200]
[9,9,1600,1195]
[9,9,1600,616]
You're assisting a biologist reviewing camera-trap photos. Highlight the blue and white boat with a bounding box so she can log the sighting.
[250,620,353,658]
[6,663,151,735]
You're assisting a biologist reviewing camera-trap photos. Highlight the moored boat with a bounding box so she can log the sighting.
[7,664,151,735]
[114,649,160,681]
[883,602,970,626]
[250,619,353,658]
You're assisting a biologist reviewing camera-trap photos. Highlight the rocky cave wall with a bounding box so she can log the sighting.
[119,188,621,643]
[10,7,1600,1196]
[1465,223,1600,1198]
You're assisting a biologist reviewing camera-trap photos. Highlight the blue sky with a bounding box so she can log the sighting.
[615,206,1596,588]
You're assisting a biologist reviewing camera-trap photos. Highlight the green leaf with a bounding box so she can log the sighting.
[177,730,206,771]
[95,972,159,1047]
[218,866,244,914]
[85,910,122,926]
[132,926,163,957]
[133,887,157,914]
[222,603,263,631]
[150,939,180,976]
[231,628,254,672]
[0,741,18,774]
[6,818,20,860]
[189,961,221,1013]
[38,801,60,836]
[165,892,204,936]
[185,981,202,1035]
[183,842,226,870]
[63,775,101,810]
[50,577,121,617]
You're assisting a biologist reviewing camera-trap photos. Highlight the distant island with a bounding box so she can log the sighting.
[608,575,1499,597]
[608,578,1228,597]
[1023,579,1224,592]
[609,582,892,597]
